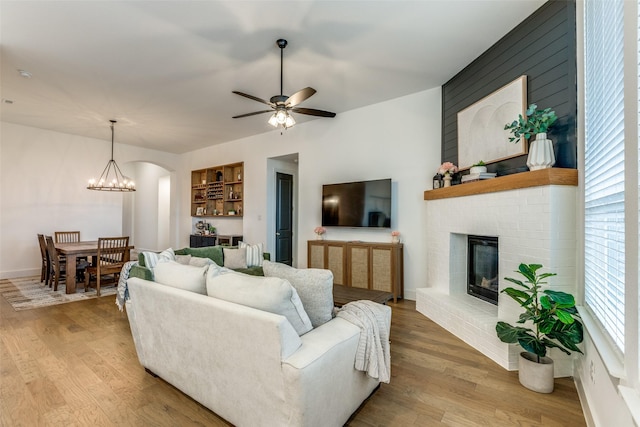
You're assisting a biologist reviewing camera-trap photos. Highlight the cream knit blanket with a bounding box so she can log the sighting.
[336,300,391,383]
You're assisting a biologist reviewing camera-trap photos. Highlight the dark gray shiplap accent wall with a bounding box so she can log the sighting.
[442,1,577,175]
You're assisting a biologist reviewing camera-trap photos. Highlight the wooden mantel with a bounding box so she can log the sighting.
[424,168,578,201]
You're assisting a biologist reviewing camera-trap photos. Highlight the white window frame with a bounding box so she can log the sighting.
[577,0,640,414]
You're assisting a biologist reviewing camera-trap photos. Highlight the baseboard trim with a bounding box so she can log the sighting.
[0,268,40,280]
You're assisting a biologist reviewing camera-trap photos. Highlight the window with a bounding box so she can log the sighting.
[584,0,625,352]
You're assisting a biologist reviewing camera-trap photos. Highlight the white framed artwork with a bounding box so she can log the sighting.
[457,75,528,170]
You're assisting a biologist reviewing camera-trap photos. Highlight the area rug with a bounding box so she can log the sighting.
[0,276,117,311]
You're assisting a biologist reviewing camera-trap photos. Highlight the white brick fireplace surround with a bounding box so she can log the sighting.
[416,169,578,376]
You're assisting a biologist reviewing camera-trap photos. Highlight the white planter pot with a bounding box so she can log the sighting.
[527,132,556,171]
[470,165,487,174]
[518,352,554,393]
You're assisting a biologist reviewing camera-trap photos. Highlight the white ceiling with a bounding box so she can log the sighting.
[0,0,546,154]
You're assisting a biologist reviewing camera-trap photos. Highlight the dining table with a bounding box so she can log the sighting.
[55,240,133,294]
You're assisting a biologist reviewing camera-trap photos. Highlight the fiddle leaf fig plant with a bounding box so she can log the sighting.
[504,103,558,142]
[496,263,584,363]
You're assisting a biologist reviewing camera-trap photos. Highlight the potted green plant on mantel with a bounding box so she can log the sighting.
[504,103,558,171]
[470,160,487,174]
[496,263,583,393]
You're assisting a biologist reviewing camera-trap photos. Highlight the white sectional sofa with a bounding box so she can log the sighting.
[125,264,391,427]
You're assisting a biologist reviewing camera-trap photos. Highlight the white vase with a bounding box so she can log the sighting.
[527,133,555,171]
[518,352,554,393]
[470,165,487,174]
[316,234,324,240]
[391,236,400,244]
[443,175,452,187]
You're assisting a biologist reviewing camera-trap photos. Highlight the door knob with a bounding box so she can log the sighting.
[276,232,281,236]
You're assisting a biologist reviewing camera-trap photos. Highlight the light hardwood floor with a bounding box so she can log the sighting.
[0,290,586,426]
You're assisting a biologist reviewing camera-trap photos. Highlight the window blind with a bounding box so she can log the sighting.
[584,0,626,352]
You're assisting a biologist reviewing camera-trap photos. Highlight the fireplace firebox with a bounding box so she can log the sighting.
[467,235,498,305]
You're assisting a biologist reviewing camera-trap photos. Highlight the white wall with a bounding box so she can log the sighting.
[132,162,172,252]
[0,121,180,278]
[181,87,442,300]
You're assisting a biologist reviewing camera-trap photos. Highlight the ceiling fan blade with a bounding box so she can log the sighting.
[285,87,316,107]
[232,110,274,119]
[232,91,273,107]
[291,107,336,118]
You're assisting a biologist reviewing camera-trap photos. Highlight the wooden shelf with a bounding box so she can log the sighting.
[424,168,578,201]
[191,162,243,217]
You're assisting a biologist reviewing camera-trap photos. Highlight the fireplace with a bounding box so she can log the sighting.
[467,235,498,305]
[418,170,578,373]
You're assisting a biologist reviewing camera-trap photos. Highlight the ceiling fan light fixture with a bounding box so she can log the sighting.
[232,38,335,130]
[275,109,288,125]
[285,114,295,128]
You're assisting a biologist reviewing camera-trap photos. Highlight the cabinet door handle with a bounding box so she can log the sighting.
[275,232,281,236]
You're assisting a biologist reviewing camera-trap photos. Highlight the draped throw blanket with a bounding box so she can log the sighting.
[336,300,391,383]
[116,261,137,311]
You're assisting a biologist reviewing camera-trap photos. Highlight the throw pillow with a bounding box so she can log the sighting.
[223,247,247,269]
[175,246,224,266]
[141,247,175,268]
[262,260,334,328]
[239,241,264,267]
[153,261,208,294]
[175,254,192,265]
[189,256,215,268]
[206,271,313,336]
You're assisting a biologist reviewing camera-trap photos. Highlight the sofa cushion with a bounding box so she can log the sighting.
[154,261,208,294]
[175,246,224,266]
[239,241,264,267]
[175,254,192,265]
[262,260,334,328]
[223,247,247,269]
[206,270,313,336]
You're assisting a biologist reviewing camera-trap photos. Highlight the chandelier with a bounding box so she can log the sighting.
[87,120,135,192]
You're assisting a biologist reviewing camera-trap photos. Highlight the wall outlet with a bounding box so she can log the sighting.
[589,359,596,384]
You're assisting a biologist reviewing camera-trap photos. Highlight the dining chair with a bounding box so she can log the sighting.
[54,231,81,243]
[45,235,65,291]
[37,234,50,285]
[54,230,91,281]
[84,237,129,297]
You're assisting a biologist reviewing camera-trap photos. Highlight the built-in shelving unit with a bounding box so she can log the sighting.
[191,162,244,217]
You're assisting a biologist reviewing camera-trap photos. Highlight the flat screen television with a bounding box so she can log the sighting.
[322,178,392,228]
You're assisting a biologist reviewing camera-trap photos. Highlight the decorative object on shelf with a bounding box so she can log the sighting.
[228,210,236,215]
[495,263,583,393]
[196,207,204,216]
[457,75,527,169]
[461,172,497,183]
[232,39,336,131]
[504,103,558,171]
[87,120,136,192]
[470,160,487,174]
[237,172,241,181]
[391,230,400,244]
[314,226,326,240]
[527,132,556,171]
[438,162,458,187]
[432,173,442,189]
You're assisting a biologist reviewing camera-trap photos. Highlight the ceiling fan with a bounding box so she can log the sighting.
[232,39,336,129]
